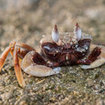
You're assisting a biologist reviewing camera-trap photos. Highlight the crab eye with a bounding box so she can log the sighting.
[52,24,59,43]
[74,23,82,40]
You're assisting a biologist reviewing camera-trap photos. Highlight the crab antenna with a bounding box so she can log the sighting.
[74,23,82,40]
[52,24,59,43]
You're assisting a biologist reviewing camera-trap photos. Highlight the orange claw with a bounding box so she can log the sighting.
[0,47,11,72]
[14,48,25,87]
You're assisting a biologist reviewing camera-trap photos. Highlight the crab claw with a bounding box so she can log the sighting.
[21,51,61,77]
[81,58,105,69]
[52,25,59,43]
[81,44,105,69]
[22,65,61,77]
[74,23,82,40]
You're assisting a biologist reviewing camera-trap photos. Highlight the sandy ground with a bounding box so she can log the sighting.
[0,0,105,104]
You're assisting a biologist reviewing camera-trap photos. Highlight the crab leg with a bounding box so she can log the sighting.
[13,47,25,87]
[16,43,35,51]
[0,47,11,72]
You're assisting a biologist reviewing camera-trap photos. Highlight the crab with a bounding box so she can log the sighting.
[0,23,105,87]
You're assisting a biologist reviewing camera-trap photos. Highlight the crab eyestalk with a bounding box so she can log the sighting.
[52,25,59,43]
[74,23,82,41]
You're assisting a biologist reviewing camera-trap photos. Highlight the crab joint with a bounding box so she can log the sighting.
[52,24,59,43]
[74,23,82,41]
